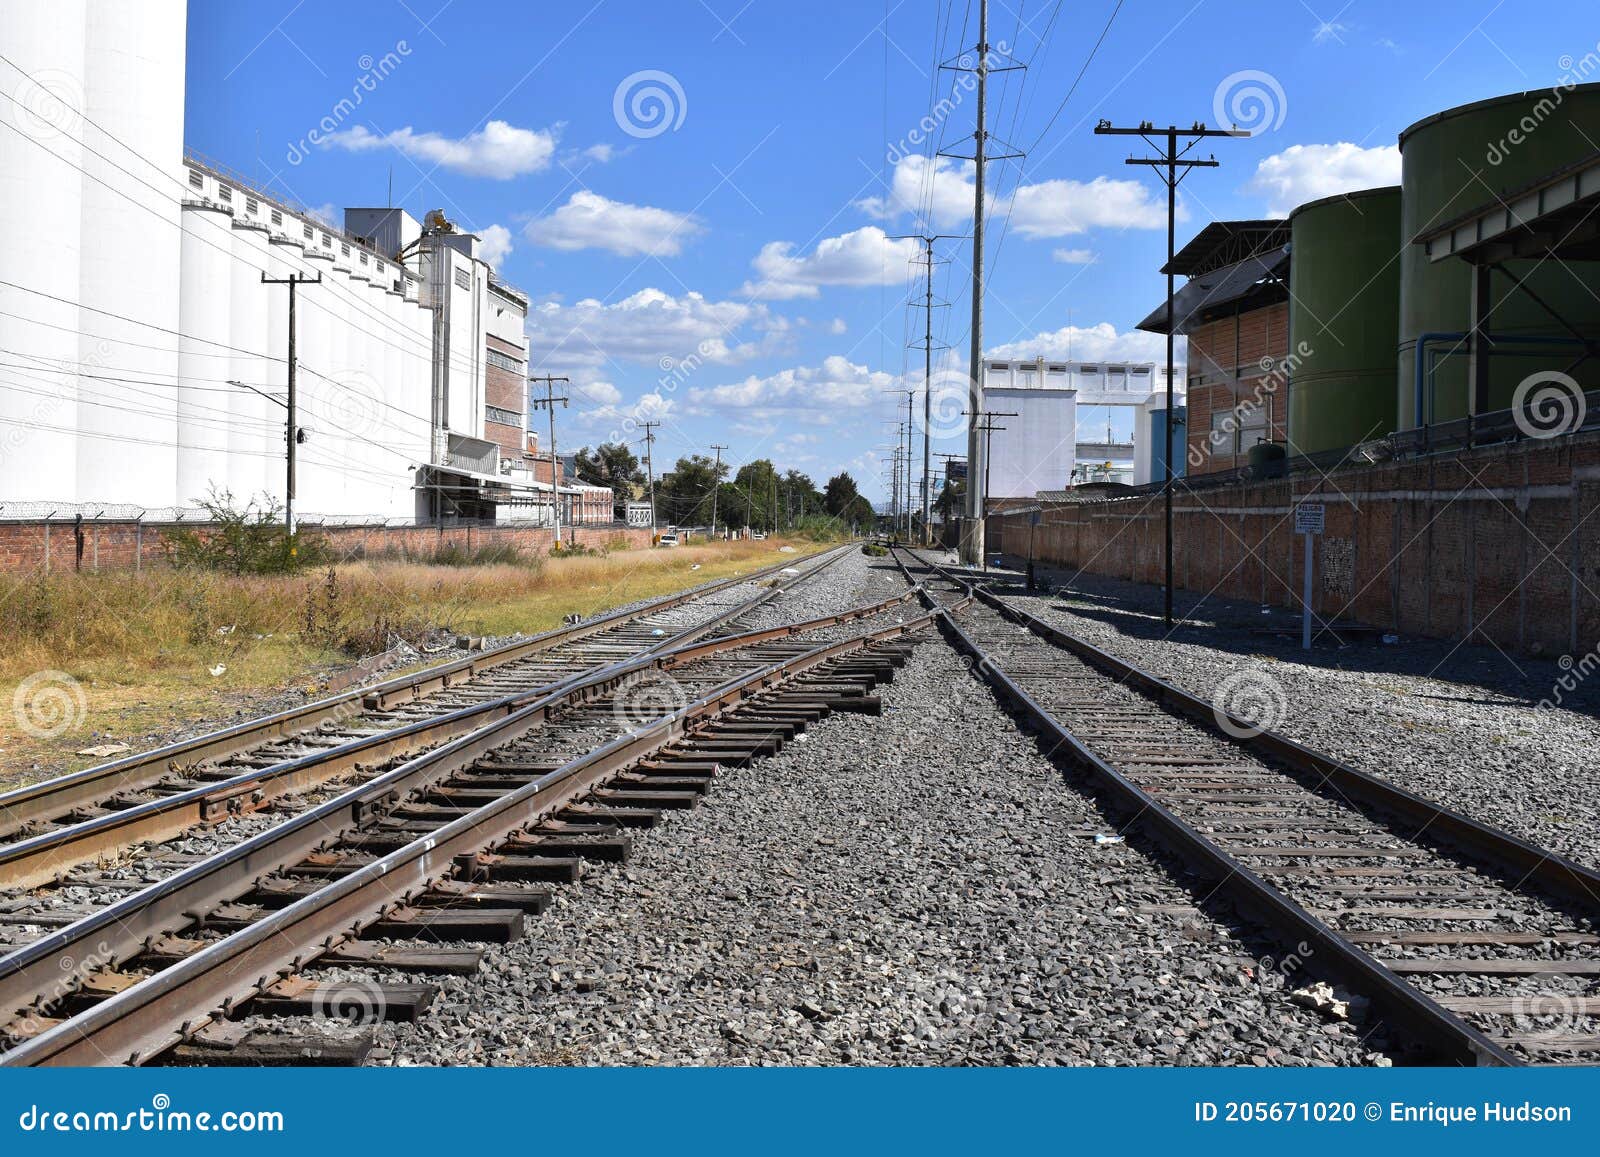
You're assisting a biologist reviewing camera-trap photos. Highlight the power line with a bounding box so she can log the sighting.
[530,375,570,540]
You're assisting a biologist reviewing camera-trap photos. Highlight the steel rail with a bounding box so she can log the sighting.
[0,550,861,888]
[2,612,935,1066]
[892,546,1527,1066]
[0,545,848,838]
[0,585,922,1022]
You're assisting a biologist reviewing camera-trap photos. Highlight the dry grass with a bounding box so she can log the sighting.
[0,536,831,778]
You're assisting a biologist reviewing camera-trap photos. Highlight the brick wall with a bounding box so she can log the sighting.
[0,520,653,573]
[485,334,529,461]
[989,431,1600,658]
[1186,304,1289,475]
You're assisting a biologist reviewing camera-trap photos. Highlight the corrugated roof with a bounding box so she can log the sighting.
[1138,246,1289,335]
[1162,220,1290,276]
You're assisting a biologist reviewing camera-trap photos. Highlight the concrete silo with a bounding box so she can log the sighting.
[176,204,233,505]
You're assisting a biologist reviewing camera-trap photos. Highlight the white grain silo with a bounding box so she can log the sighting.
[228,218,273,500]
[0,2,87,506]
[75,0,186,510]
[262,234,306,514]
[175,203,233,505]
[297,240,338,520]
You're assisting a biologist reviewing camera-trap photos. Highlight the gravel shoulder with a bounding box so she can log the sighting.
[981,553,1600,873]
[368,556,1389,1067]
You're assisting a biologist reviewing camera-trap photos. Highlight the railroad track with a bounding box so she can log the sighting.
[896,546,1600,1066]
[0,579,938,1066]
[0,545,853,893]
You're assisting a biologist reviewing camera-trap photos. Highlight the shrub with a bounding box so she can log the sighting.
[167,488,329,574]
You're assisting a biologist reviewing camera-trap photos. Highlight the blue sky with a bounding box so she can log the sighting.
[184,0,1590,501]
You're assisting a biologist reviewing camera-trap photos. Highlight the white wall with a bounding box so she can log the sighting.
[982,386,1078,500]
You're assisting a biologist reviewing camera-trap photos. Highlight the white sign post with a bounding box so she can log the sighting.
[1294,502,1325,650]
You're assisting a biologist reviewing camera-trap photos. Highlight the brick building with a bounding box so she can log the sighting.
[1138,220,1290,475]
[484,277,531,465]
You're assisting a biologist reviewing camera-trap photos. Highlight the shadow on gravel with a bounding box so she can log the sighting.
[984,556,1599,719]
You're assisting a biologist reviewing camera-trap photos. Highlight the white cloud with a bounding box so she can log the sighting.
[740,226,921,300]
[523,191,704,257]
[575,380,622,407]
[573,386,675,432]
[583,144,617,163]
[687,355,895,420]
[827,317,848,335]
[320,120,558,179]
[1051,248,1096,264]
[308,202,338,228]
[1009,177,1171,238]
[1243,142,1401,217]
[478,224,513,266]
[860,154,1174,238]
[525,287,789,372]
[987,321,1181,367]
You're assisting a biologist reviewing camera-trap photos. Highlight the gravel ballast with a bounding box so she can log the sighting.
[980,555,1600,874]
[370,574,1387,1067]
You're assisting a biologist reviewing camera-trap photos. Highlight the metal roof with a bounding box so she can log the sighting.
[1162,219,1290,276]
[1417,150,1600,263]
[1138,245,1290,335]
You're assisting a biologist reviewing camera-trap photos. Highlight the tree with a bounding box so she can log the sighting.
[657,454,727,526]
[823,471,862,517]
[731,459,780,531]
[572,442,644,519]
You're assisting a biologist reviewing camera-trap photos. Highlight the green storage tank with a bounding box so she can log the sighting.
[1398,84,1600,429]
[1287,186,1402,455]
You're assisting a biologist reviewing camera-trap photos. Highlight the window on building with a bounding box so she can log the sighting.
[217,184,232,202]
[486,404,521,427]
[375,261,384,274]
[302,223,313,240]
[245,197,258,215]
[187,168,203,189]
[321,233,332,248]
[340,243,350,257]
[358,251,369,265]
[486,348,525,373]
[270,209,282,226]
[453,266,472,290]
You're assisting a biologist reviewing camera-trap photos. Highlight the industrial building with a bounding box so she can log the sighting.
[992,82,1600,660]
[978,358,1183,501]
[0,3,610,529]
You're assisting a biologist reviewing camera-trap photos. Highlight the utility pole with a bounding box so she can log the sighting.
[639,421,660,540]
[1095,119,1246,626]
[941,0,1024,567]
[260,272,322,534]
[710,443,727,539]
[893,232,962,545]
[963,410,1017,572]
[529,375,569,542]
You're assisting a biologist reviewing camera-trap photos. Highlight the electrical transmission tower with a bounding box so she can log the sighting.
[893,232,962,545]
[940,0,1025,566]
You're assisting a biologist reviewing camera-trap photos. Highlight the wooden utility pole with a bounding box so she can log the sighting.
[1095,118,1245,626]
[964,409,1016,571]
[260,272,321,533]
[710,443,727,538]
[639,421,660,539]
[529,375,569,541]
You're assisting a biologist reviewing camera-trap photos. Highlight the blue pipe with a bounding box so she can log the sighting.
[1412,333,1592,426]
[1413,332,1466,428]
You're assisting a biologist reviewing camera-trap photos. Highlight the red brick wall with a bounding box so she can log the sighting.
[1186,305,1289,475]
[990,431,1600,658]
[0,521,652,573]
[485,334,528,460]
